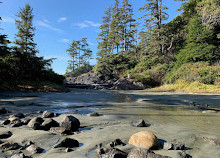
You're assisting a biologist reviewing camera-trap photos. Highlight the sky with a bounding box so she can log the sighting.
[0,0,183,75]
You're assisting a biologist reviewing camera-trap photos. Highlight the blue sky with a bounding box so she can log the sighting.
[0,0,183,74]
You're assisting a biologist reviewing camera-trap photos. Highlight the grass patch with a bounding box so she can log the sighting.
[152,80,220,93]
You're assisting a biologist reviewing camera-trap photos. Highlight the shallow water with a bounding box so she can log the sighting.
[0,89,220,157]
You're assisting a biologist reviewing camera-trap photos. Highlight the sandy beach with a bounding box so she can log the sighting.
[0,89,219,158]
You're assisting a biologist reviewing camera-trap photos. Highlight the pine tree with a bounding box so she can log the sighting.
[97,7,112,58]
[121,0,136,53]
[110,0,123,53]
[80,38,92,65]
[66,40,79,73]
[139,0,168,55]
[14,4,37,55]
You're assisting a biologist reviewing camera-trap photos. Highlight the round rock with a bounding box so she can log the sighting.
[128,131,158,149]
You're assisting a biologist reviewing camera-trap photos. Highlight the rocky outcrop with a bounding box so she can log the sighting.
[65,72,145,90]
[129,131,158,149]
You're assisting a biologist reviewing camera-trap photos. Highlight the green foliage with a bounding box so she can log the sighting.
[164,62,220,85]
[96,53,136,79]
[175,15,217,67]
[65,64,93,77]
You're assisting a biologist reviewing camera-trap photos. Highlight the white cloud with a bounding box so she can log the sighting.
[75,23,89,28]
[61,38,70,43]
[58,17,67,22]
[85,20,101,27]
[36,20,63,33]
[1,16,14,23]
[75,20,101,29]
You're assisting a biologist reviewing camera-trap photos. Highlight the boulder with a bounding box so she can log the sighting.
[54,138,79,148]
[26,144,44,154]
[50,127,70,135]
[129,131,158,149]
[13,113,25,119]
[10,118,23,127]
[21,118,31,125]
[0,107,7,114]
[0,131,12,139]
[132,119,147,127]
[32,122,42,130]
[2,119,10,125]
[41,118,59,131]
[60,115,80,132]
[42,111,55,118]
[99,148,127,158]
[27,117,43,128]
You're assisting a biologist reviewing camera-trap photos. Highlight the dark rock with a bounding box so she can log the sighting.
[100,148,127,158]
[13,113,25,119]
[21,118,31,125]
[2,119,10,125]
[50,127,70,135]
[37,111,43,114]
[60,115,80,132]
[0,131,12,139]
[106,139,125,148]
[132,119,147,127]
[88,112,101,117]
[41,118,59,131]
[26,144,44,154]
[11,152,25,158]
[11,118,23,127]
[65,147,73,152]
[0,142,19,151]
[0,107,7,114]
[42,111,55,118]
[147,151,171,158]
[32,122,42,130]
[27,117,44,128]
[163,140,185,150]
[54,138,79,148]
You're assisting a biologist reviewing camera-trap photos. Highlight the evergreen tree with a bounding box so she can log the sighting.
[97,7,112,58]
[66,40,79,73]
[80,38,92,65]
[121,0,136,53]
[14,4,37,55]
[110,0,123,53]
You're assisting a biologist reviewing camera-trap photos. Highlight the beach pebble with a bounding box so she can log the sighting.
[54,138,79,148]
[26,144,44,154]
[0,107,7,114]
[60,115,80,132]
[88,112,101,117]
[129,131,158,149]
[132,119,147,127]
[163,140,185,150]
[0,131,12,139]
[41,118,59,131]
[2,119,10,125]
[42,111,55,118]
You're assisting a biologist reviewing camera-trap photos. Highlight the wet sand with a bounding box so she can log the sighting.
[0,89,219,158]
